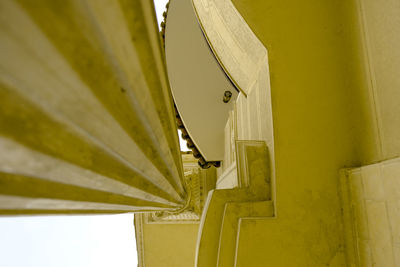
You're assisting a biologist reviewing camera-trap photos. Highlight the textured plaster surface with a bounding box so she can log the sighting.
[226,0,369,265]
[143,223,199,267]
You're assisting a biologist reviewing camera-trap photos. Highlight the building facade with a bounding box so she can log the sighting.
[0,0,399,266]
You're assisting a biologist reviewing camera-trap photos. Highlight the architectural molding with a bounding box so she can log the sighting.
[160,1,221,169]
[195,141,274,267]
[143,153,216,224]
[192,0,268,96]
[340,157,400,266]
[134,214,146,267]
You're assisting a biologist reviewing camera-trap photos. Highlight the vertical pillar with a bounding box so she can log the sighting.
[0,0,185,214]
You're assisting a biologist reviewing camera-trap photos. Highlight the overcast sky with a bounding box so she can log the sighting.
[0,214,137,267]
[154,0,169,27]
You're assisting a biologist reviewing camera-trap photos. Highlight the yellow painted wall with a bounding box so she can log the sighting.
[227,0,387,266]
[142,222,199,267]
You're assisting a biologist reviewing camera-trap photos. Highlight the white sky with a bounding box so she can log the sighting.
[154,0,170,27]
[0,2,184,267]
[178,129,190,151]
[0,214,137,267]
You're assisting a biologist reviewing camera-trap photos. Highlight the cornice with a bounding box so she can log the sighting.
[161,0,221,169]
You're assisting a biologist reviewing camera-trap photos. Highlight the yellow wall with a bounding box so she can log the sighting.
[142,222,199,267]
[227,0,381,266]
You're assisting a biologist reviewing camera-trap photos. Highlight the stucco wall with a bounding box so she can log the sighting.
[140,221,199,267]
[218,0,400,264]
[223,0,369,265]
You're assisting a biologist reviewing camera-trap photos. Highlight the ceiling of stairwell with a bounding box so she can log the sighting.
[165,0,238,162]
